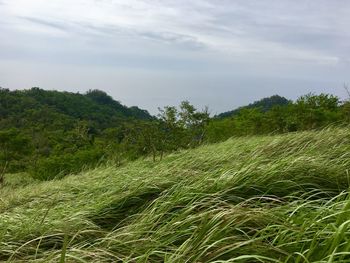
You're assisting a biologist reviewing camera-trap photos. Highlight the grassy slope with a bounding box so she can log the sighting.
[1,128,350,262]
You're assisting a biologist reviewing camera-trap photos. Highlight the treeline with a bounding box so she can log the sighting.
[0,88,349,182]
[0,88,209,181]
[216,95,290,118]
[0,88,152,180]
[206,93,349,142]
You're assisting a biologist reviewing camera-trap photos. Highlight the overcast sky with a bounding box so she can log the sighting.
[0,0,349,114]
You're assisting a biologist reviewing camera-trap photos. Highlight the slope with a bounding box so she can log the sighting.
[216,95,290,119]
[0,88,153,174]
[0,88,152,131]
[1,127,350,262]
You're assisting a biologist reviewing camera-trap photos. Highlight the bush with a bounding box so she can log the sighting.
[30,149,104,180]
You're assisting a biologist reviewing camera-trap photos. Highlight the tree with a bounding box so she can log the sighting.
[0,129,31,185]
[158,106,184,150]
[179,101,210,146]
[158,101,210,148]
[158,106,178,127]
[295,93,340,129]
[121,120,165,162]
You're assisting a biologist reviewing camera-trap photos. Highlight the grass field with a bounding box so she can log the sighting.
[1,127,350,262]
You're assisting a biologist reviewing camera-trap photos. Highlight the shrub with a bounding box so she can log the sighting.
[30,149,104,180]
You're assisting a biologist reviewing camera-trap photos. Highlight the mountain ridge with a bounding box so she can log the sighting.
[216,94,290,118]
[0,87,152,130]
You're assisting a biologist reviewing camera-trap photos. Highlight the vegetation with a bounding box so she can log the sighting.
[1,88,349,182]
[216,95,290,119]
[1,87,350,261]
[1,127,350,262]
[206,93,347,142]
[0,88,211,181]
[0,87,151,179]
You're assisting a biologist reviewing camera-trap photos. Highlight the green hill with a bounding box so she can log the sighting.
[1,127,350,262]
[217,95,290,119]
[0,88,153,174]
[0,87,152,131]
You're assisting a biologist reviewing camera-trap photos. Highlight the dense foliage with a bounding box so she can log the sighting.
[0,87,152,179]
[2,128,350,262]
[216,94,290,118]
[206,93,349,142]
[0,88,349,181]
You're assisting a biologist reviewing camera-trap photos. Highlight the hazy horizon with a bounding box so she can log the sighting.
[1,0,349,114]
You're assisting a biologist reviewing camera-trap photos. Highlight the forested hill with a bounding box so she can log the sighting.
[0,88,347,181]
[0,88,154,176]
[0,87,152,130]
[216,95,290,118]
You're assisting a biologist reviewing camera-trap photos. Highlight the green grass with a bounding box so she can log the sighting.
[1,127,350,262]
[1,173,36,188]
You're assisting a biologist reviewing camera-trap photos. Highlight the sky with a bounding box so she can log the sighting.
[0,0,349,114]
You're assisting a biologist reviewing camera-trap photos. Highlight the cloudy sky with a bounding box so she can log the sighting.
[0,0,349,114]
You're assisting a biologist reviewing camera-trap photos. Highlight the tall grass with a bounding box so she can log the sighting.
[0,127,350,262]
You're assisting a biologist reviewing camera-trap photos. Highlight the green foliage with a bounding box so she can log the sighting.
[0,87,152,130]
[0,87,152,179]
[157,101,210,148]
[31,148,104,180]
[206,93,346,143]
[0,88,349,181]
[1,128,350,262]
[294,93,341,129]
[217,94,290,118]
[0,128,31,172]
[1,173,36,188]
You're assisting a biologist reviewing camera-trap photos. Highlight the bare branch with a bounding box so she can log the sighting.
[344,83,350,99]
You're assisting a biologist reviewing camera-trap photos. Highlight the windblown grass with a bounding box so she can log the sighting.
[1,127,350,262]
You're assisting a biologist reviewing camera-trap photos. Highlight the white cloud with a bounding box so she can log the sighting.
[2,0,349,62]
[0,0,349,112]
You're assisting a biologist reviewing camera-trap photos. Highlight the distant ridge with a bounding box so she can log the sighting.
[216,95,290,118]
[0,87,152,130]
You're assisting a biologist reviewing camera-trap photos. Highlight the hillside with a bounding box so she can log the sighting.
[0,88,153,175]
[0,88,152,130]
[0,90,344,178]
[216,95,290,119]
[1,127,350,262]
